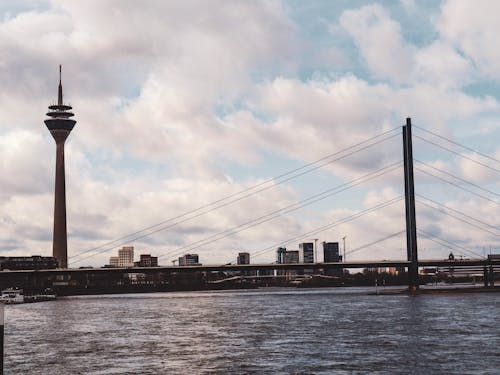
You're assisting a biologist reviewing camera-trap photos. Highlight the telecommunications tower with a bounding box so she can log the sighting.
[44,65,76,268]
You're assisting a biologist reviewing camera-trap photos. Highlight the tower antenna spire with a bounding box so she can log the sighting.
[58,64,63,106]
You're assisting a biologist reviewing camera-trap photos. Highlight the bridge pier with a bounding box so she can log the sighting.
[483,265,496,287]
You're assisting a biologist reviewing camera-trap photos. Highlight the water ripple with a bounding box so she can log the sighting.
[3,288,500,374]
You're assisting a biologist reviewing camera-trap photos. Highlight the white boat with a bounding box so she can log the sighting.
[0,288,56,304]
[0,289,24,304]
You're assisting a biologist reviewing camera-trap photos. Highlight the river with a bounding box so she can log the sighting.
[4,287,499,374]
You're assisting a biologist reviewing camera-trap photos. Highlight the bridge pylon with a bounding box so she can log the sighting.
[403,118,419,292]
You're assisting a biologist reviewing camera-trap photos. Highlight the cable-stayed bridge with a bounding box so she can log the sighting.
[5,118,499,293]
[0,258,498,296]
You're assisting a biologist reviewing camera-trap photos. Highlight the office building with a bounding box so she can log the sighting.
[237,252,250,265]
[135,254,158,267]
[276,247,299,277]
[299,243,314,263]
[109,256,119,267]
[323,242,342,276]
[276,247,300,264]
[323,242,342,262]
[276,247,287,263]
[284,250,299,263]
[118,246,135,267]
[178,254,200,266]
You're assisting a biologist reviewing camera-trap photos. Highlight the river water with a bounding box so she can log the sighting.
[4,287,499,374]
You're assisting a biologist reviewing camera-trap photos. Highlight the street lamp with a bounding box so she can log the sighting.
[342,236,347,262]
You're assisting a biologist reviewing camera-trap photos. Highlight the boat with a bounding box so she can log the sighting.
[0,288,24,304]
[0,288,56,304]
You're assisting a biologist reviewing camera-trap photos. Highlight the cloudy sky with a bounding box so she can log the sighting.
[1,0,498,267]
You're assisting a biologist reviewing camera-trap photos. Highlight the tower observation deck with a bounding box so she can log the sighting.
[44,65,77,268]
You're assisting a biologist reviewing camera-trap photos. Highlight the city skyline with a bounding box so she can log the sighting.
[0,1,499,267]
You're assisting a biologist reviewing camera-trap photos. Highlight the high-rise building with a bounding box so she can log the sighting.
[276,247,299,277]
[323,242,342,262]
[109,256,119,267]
[44,66,77,268]
[277,247,300,264]
[323,242,343,276]
[118,246,134,267]
[299,243,314,263]
[237,252,250,265]
[178,254,200,266]
[135,254,158,267]
[276,247,287,264]
[284,250,299,263]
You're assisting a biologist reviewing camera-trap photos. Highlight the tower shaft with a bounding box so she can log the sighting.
[52,131,70,268]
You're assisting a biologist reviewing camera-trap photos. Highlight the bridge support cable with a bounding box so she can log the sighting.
[414,167,499,205]
[246,196,404,262]
[413,159,500,198]
[417,229,486,260]
[415,194,500,237]
[155,162,403,262]
[70,128,401,265]
[419,198,500,238]
[343,230,406,258]
[403,118,419,291]
[413,125,500,165]
[414,134,500,174]
[72,162,403,266]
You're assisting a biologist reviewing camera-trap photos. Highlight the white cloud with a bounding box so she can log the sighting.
[238,75,498,177]
[0,130,53,197]
[338,3,481,90]
[438,0,500,79]
[400,0,416,14]
[458,153,500,185]
[339,4,416,83]
[414,40,473,89]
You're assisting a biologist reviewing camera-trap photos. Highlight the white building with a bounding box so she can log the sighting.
[118,246,134,267]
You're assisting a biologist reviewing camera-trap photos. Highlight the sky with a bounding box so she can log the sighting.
[0,0,499,267]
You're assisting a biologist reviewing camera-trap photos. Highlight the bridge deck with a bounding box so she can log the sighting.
[0,259,498,276]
